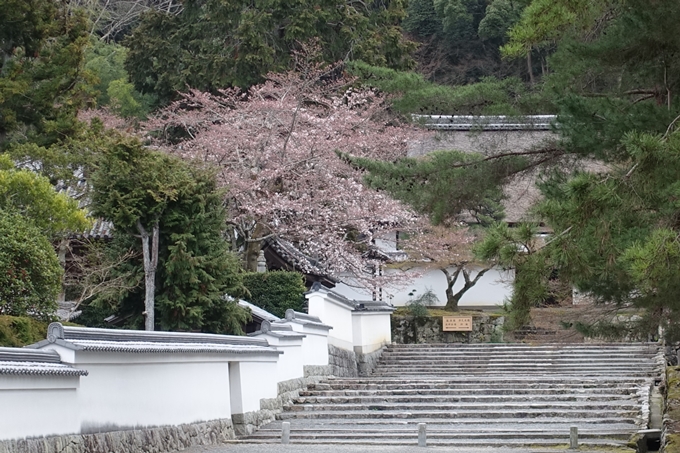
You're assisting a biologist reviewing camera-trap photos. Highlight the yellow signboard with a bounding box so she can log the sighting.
[442,316,473,332]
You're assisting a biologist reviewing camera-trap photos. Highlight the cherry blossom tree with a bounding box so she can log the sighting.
[144,53,425,288]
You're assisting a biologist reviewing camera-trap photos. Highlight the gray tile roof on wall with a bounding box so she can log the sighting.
[238,300,281,323]
[28,323,281,356]
[284,309,332,330]
[414,115,557,131]
[249,320,306,339]
[0,347,87,377]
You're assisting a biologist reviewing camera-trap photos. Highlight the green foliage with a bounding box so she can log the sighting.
[346,149,526,225]
[406,300,431,319]
[0,155,90,237]
[405,289,438,319]
[402,0,527,83]
[0,212,62,320]
[84,39,155,118]
[501,0,608,58]
[476,222,551,329]
[88,139,249,333]
[528,131,680,340]
[124,0,416,103]
[0,0,93,147]
[349,62,554,114]
[239,271,307,319]
[0,315,49,347]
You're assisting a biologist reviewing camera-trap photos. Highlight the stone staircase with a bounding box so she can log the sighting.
[244,343,664,449]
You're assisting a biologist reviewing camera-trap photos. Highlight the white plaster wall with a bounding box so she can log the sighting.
[335,266,513,308]
[0,375,81,440]
[287,322,329,366]
[233,360,279,414]
[262,336,305,382]
[73,352,231,432]
[352,311,392,354]
[307,293,354,350]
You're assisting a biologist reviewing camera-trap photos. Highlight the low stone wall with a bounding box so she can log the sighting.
[357,347,385,376]
[233,366,333,437]
[327,344,386,377]
[392,313,505,344]
[0,419,234,453]
[328,344,358,377]
[663,366,680,452]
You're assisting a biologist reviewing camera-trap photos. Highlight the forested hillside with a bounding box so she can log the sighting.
[2,0,680,339]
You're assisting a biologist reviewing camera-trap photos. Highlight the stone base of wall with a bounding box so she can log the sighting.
[392,313,505,344]
[233,367,333,437]
[0,419,234,453]
[328,344,358,377]
[357,347,385,376]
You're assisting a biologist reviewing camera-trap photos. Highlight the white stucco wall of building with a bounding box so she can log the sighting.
[70,352,232,432]
[335,266,513,308]
[0,374,81,440]
[352,311,392,354]
[259,334,305,382]
[307,291,354,351]
[286,321,330,366]
[230,360,279,414]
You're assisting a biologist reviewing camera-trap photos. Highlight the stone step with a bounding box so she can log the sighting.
[239,437,631,448]
[262,418,640,429]
[370,370,656,377]
[308,380,651,391]
[284,401,641,412]
[276,408,640,420]
[378,354,650,366]
[248,428,632,441]
[373,363,656,370]
[385,342,659,349]
[293,394,641,405]
[241,343,660,448]
[301,386,643,396]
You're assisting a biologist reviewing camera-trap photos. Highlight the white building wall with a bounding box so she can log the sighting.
[233,360,279,414]
[260,334,305,382]
[307,292,354,350]
[336,266,513,308]
[287,322,330,366]
[352,311,392,354]
[0,374,81,440]
[73,352,232,432]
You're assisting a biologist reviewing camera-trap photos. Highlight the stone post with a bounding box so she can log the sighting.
[418,423,427,447]
[282,421,291,444]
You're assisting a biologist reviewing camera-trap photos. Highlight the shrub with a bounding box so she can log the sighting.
[240,271,307,318]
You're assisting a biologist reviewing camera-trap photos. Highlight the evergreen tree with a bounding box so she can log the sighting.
[89,136,249,333]
[123,0,416,104]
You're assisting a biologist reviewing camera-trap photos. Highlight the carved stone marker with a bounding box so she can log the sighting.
[442,316,473,331]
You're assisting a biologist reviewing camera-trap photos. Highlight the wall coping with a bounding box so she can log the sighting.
[284,308,332,330]
[0,347,87,377]
[28,323,281,356]
[413,114,556,131]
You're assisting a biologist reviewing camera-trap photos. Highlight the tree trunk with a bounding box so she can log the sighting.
[137,220,159,331]
[57,238,69,305]
[443,265,494,311]
[527,51,535,85]
[244,223,266,272]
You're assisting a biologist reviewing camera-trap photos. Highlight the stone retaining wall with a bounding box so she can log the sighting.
[392,313,505,344]
[327,344,386,377]
[0,419,234,453]
[233,366,333,437]
[328,344,358,377]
